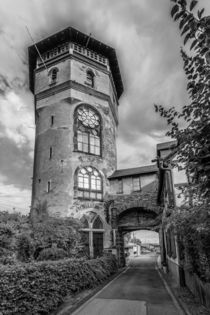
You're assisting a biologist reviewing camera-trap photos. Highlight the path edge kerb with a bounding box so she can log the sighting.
[156,261,192,315]
[55,267,127,315]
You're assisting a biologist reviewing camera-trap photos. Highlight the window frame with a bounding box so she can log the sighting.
[86,69,95,88]
[74,104,102,157]
[76,166,103,201]
[132,176,141,192]
[48,67,59,85]
[117,178,123,194]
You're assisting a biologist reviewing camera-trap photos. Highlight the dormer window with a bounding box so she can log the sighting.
[86,70,94,88]
[48,67,59,85]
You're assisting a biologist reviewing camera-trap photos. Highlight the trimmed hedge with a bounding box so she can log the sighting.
[0,255,117,315]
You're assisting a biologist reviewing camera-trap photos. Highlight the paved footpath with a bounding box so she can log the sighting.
[71,254,184,315]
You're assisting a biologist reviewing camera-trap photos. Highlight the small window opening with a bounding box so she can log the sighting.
[50,147,52,159]
[38,179,41,183]
[51,115,54,127]
[47,181,51,193]
[86,70,94,88]
[118,179,123,194]
[49,67,58,85]
[132,177,141,192]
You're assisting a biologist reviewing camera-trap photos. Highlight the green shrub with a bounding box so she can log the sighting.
[0,255,117,315]
[16,233,34,262]
[0,255,17,266]
[37,247,68,261]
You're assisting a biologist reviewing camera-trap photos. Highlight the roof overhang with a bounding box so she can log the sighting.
[108,165,158,180]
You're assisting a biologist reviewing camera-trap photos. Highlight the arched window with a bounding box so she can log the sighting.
[75,105,101,156]
[77,166,102,200]
[48,67,59,85]
[86,70,94,87]
[93,216,103,229]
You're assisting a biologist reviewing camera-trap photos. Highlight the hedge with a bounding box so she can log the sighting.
[0,255,118,315]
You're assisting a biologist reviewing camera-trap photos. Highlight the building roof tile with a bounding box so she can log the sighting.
[108,164,158,179]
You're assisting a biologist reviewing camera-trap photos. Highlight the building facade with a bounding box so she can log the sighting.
[29,27,123,258]
[29,27,163,262]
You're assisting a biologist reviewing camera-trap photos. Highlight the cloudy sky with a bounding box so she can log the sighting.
[0,0,210,213]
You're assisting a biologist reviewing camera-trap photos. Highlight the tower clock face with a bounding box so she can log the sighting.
[78,107,99,128]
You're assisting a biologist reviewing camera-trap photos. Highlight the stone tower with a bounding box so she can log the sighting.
[29,27,123,229]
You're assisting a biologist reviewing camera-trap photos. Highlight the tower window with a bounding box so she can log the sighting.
[86,70,94,88]
[50,147,52,159]
[51,115,54,127]
[47,181,51,193]
[74,105,101,156]
[48,67,59,85]
[76,166,102,200]
[132,177,141,192]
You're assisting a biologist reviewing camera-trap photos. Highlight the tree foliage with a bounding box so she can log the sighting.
[165,205,210,281]
[155,0,210,201]
[0,208,85,264]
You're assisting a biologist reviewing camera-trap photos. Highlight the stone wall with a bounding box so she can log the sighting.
[108,179,161,216]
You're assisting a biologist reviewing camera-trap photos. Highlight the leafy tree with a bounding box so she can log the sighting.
[0,223,15,256]
[0,211,30,260]
[32,216,82,259]
[30,201,83,259]
[155,0,210,202]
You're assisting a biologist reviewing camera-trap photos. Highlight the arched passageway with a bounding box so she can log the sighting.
[124,230,160,258]
[112,207,163,266]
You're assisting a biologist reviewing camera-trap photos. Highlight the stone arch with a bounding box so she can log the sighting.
[117,207,160,231]
[116,200,161,216]
[114,206,162,267]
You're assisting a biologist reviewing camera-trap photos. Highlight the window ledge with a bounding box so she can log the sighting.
[74,196,103,202]
[84,81,94,88]
[49,81,57,86]
[73,149,102,158]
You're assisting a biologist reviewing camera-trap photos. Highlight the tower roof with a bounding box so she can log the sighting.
[28,26,124,99]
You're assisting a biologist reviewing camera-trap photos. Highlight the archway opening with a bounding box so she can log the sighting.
[124,230,160,258]
[116,207,161,266]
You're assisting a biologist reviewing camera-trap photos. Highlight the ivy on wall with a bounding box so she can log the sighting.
[165,205,210,281]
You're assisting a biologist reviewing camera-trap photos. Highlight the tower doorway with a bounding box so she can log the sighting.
[81,214,104,258]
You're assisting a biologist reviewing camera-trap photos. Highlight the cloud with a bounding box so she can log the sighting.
[0,137,33,189]
[0,176,31,214]
[0,0,210,212]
